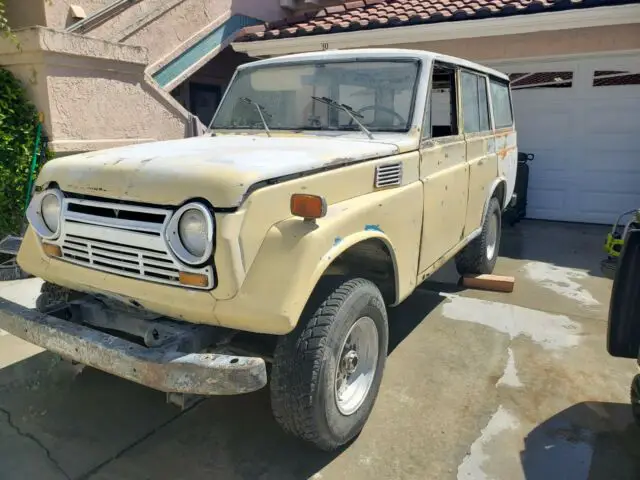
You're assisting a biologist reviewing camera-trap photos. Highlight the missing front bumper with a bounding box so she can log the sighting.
[0,297,267,395]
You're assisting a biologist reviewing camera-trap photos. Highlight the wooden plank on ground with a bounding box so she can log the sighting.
[460,274,515,293]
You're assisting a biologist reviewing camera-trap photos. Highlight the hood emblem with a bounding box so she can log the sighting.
[113,209,120,218]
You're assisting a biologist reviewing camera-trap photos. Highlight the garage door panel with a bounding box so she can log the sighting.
[580,191,640,212]
[578,150,640,173]
[583,106,639,130]
[500,54,640,223]
[575,191,640,224]
[520,151,571,179]
[577,170,640,195]
[514,110,573,149]
[580,134,640,152]
[527,188,570,221]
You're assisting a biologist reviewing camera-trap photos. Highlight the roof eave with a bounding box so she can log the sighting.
[232,4,640,58]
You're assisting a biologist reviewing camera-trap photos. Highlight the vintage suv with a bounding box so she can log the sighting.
[0,49,517,450]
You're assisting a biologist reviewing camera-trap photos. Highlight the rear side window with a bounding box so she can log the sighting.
[461,71,490,133]
[489,79,513,129]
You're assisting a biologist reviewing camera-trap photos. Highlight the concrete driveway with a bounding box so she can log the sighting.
[1,220,639,480]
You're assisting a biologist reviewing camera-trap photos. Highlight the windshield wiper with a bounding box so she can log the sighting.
[240,97,271,137]
[311,96,374,140]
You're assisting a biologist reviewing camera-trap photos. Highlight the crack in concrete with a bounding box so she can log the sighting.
[79,401,200,480]
[0,406,71,480]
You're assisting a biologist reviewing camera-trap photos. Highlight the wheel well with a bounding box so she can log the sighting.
[492,181,507,209]
[322,239,397,305]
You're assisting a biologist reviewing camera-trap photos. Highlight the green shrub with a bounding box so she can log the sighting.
[0,0,9,40]
[0,67,40,236]
[0,0,14,44]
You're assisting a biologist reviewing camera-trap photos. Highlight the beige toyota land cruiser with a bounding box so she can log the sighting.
[0,49,517,450]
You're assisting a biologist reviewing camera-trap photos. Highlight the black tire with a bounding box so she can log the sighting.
[631,374,640,427]
[455,197,502,275]
[270,278,388,451]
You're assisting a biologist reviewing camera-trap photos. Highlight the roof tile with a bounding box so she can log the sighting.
[325,5,347,14]
[237,0,632,42]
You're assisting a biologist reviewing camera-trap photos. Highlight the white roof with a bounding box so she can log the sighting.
[238,48,509,81]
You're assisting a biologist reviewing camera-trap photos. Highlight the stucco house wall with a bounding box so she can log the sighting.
[0,27,196,153]
[395,24,640,64]
[116,0,242,64]
[1,0,287,154]
[45,0,114,29]
[4,0,113,29]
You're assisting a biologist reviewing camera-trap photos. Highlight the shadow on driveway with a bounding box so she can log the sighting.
[501,220,610,278]
[0,288,446,479]
[521,401,640,480]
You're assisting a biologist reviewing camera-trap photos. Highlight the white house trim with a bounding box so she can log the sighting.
[232,4,640,57]
[483,49,640,67]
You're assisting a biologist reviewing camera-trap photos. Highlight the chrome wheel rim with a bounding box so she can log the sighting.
[486,211,499,261]
[334,316,379,416]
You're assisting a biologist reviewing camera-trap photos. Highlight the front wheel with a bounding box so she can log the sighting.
[455,197,502,275]
[270,278,388,451]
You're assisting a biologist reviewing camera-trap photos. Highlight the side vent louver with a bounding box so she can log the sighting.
[375,163,403,188]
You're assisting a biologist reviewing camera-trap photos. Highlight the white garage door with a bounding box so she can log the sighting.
[490,54,640,224]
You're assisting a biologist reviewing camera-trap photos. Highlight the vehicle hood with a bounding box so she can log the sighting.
[37,135,400,207]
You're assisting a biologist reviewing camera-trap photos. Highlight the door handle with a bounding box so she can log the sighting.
[478,159,485,166]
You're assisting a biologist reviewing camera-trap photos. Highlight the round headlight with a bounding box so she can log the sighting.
[178,208,208,257]
[165,202,214,265]
[41,192,62,234]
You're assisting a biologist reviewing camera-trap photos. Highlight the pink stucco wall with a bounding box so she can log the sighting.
[45,0,114,29]
[0,27,195,153]
[5,0,114,29]
[1,1,287,154]
[6,0,284,39]
[4,0,47,28]
[87,0,284,74]
[396,24,640,62]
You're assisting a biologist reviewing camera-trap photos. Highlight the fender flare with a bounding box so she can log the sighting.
[468,178,508,243]
[484,177,508,216]
[309,229,401,305]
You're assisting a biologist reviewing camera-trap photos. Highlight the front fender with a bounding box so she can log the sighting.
[213,183,423,334]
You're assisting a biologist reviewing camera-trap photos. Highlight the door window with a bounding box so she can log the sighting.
[489,79,513,129]
[425,64,459,139]
[461,71,490,133]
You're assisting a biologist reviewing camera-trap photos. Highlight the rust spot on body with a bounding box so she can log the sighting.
[497,146,517,160]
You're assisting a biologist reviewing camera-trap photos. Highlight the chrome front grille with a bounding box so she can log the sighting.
[62,235,181,283]
[51,198,213,289]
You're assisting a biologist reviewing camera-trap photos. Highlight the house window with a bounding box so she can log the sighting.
[592,70,640,87]
[509,71,573,90]
[489,79,513,129]
[189,83,222,126]
[461,71,491,133]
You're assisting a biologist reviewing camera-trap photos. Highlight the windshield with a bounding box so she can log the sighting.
[210,60,420,133]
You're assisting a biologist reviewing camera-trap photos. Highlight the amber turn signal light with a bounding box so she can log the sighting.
[179,272,209,288]
[290,194,327,220]
[42,243,62,258]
